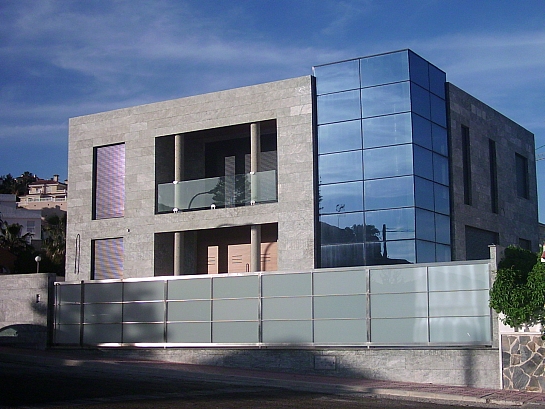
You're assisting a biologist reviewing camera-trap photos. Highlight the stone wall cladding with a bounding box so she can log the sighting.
[447,83,539,259]
[0,273,58,348]
[502,334,545,391]
[66,76,315,281]
[101,347,500,389]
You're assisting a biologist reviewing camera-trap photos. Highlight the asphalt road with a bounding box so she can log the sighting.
[0,358,512,409]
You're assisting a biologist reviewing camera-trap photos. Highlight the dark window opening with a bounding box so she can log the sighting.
[489,139,498,213]
[461,125,472,205]
[515,153,529,199]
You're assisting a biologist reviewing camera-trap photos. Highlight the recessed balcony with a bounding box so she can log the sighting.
[157,170,277,213]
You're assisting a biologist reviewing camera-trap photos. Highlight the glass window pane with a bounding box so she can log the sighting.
[365,208,415,241]
[212,321,259,343]
[412,114,432,150]
[434,183,450,215]
[366,239,415,265]
[213,275,258,299]
[428,263,489,291]
[416,209,435,241]
[314,59,360,95]
[415,177,434,211]
[320,212,364,244]
[85,282,123,303]
[416,240,436,263]
[361,82,410,118]
[371,318,428,343]
[84,324,122,344]
[212,299,259,321]
[370,266,427,293]
[364,176,414,210]
[167,322,211,343]
[321,243,364,268]
[319,182,363,214]
[430,94,447,126]
[432,124,448,155]
[364,144,413,179]
[408,51,429,90]
[318,120,361,154]
[411,83,430,120]
[362,113,411,148]
[124,281,164,302]
[436,244,451,262]
[433,154,449,185]
[123,323,164,343]
[167,300,211,322]
[414,146,433,180]
[435,213,451,245]
[429,64,446,98]
[317,90,360,125]
[360,51,409,87]
[319,151,362,184]
[168,278,211,301]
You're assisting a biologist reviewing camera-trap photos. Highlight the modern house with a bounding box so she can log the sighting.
[65,49,539,281]
[0,194,42,246]
[18,175,67,218]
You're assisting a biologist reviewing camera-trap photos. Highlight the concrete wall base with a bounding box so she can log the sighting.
[96,347,500,389]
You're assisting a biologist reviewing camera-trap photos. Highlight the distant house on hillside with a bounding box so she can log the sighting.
[0,194,42,246]
[18,175,67,218]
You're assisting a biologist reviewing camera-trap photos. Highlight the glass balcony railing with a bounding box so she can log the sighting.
[157,170,277,213]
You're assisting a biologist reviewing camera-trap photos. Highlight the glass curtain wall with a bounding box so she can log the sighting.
[314,50,450,267]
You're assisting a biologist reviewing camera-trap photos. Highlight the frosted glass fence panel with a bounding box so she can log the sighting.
[262,320,313,343]
[167,322,211,343]
[54,261,492,346]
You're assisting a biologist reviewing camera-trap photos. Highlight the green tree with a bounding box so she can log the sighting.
[0,219,33,255]
[0,171,37,196]
[489,246,545,335]
[42,214,66,274]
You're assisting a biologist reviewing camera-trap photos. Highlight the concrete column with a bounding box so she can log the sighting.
[251,224,261,272]
[250,123,262,272]
[174,134,184,276]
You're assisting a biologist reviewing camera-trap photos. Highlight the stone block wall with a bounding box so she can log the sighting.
[0,273,58,349]
[502,334,545,391]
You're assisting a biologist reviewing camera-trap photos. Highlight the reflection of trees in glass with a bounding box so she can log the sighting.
[209,174,249,208]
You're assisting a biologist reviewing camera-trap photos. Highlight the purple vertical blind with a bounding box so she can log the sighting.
[93,238,124,280]
[94,143,125,219]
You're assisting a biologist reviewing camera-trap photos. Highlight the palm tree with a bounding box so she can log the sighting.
[0,219,33,255]
[42,214,66,266]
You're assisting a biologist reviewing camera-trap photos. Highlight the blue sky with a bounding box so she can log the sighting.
[1,0,544,222]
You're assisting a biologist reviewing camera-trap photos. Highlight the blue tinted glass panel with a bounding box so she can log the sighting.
[319,182,363,214]
[436,244,451,262]
[364,176,414,210]
[367,239,415,265]
[360,51,409,87]
[434,183,450,215]
[414,146,433,180]
[416,209,435,241]
[314,59,360,95]
[320,212,364,244]
[318,120,362,154]
[411,83,430,120]
[317,90,360,125]
[409,51,429,90]
[435,213,451,244]
[319,151,362,184]
[365,208,415,240]
[430,94,447,127]
[362,113,411,148]
[361,82,410,118]
[429,64,446,99]
[321,243,364,268]
[364,144,412,180]
[432,124,448,155]
[415,177,434,211]
[412,114,432,150]
[433,154,449,185]
[416,240,436,263]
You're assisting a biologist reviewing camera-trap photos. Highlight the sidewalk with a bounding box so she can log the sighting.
[2,346,545,407]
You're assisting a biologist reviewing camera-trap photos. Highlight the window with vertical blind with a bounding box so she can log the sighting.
[92,238,124,280]
[93,143,125,219]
